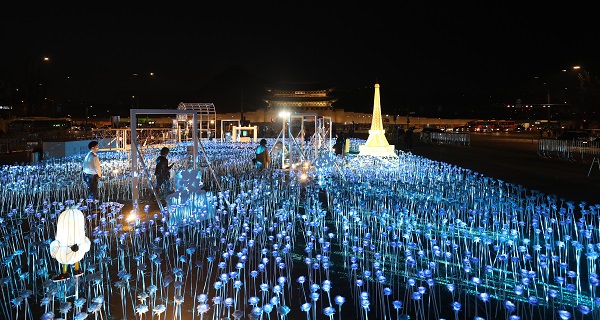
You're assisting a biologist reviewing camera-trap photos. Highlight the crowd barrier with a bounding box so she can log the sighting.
[419,132,470,146]
[537,138,600,161]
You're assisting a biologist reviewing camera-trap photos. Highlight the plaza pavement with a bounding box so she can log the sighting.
[403,132,600,206]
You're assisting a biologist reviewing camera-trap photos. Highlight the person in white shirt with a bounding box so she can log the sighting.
[82,140,102,200]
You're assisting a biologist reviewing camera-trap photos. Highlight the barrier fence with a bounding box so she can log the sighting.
[417,133,600,163]
[419,132,470,146]
[537,138,600,161]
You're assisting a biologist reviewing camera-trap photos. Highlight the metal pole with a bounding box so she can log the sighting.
[131,109,138,206]
[281,116,286,169]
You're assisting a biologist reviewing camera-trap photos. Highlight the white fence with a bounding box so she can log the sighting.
[419,132,470,146]
[537,138,600,161]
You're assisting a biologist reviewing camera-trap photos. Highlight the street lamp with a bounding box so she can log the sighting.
[279,111,290,169]
[131,72,155,108]
[571,65,594,128]
[533,76,554,122]
[533,76,551,104]
[86,105,92,125]
[27,56,51,116]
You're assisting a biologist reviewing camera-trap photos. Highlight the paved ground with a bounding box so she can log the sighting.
[0,149,31,165]
[403,131,600,206]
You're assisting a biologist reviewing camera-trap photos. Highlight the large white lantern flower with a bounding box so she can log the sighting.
[50,208,91,279]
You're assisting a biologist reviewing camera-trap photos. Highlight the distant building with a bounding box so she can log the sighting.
[214,83,473,135]
[263,82,337,112]
[220,82,370,129]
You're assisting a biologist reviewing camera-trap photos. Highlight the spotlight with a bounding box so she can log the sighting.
[127,211,137,222]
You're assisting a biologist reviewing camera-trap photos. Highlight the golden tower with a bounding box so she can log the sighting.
[358,83,397,157]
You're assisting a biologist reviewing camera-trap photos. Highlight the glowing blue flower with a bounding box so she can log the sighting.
[575,304,590,315]
[479,293,491,306]
[528,296,539,306]
[514,285,524,295]
[335,296,346,306]
[233,280,243,289]
[504,300,516,313]
[557,310,571,320]
[451,301,461,311]
[323,306,336,316]
[197,294,208,303]
[251,306,262,316]
[276,305,290,316]
[310,292,320,301]
[153,304,166,315]
[300,302,312,312]
[361,299,370,310]
[248,296,260,306]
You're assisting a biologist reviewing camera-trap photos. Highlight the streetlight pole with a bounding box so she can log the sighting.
[131,72,155,110]
[534,76,552,121]
[572,66,591,128]
[27,56,50,116]
[544,81,551,121]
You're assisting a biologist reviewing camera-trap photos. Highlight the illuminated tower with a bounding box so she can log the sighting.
[358,83,397,157]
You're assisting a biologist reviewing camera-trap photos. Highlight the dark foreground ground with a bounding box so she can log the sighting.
[404,131,600,206]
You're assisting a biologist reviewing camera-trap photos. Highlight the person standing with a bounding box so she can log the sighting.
[334,132,345,156]
[404,127,414,150]
[82,140,102,200]
[255,139,270,171]
[155,147,174,196]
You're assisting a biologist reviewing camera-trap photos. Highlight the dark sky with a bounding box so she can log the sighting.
[1,4,598,116]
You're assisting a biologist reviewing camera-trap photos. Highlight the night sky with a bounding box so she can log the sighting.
[1,4,598,117]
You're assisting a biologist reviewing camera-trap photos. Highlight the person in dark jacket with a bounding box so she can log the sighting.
[155,147,174,196]
[334,132,345,156]
[404,127,414,150]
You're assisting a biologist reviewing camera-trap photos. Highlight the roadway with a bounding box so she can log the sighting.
[405,131,600,206]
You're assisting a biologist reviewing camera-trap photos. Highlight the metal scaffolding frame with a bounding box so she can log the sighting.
[177,102,217,140]
[130,109,199,206]
[220,119,240,142]
[272,113,333,169]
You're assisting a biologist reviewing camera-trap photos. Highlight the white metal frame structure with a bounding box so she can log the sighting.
[232,126,258,142]
[177,102,216,140]
[220,119,241,142]
[272,113,333,169]
[130,109,199,206]
[316,116,333,153]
